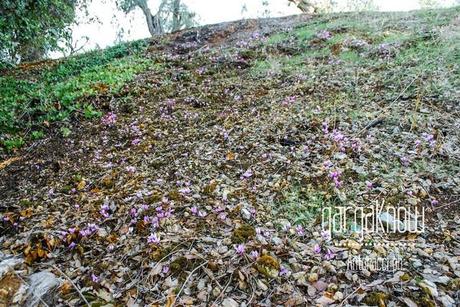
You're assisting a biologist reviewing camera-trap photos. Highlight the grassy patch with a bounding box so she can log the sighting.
[0,40,152,151]
[274,186,338,226]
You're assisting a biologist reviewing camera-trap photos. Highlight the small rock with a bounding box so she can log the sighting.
[439,295,455,307]
[379,212,404,231]
[271,236,283,246]
[25,271,62,306]
[333,291,344,301]
[292,272,308,286]
[308,272,318,283]
[222,298,239,307]
[256,279,268,291]
[346,240,362,250]
[419,279,438,297]
[313,280,328,291]
[316,295,334,306]
[241,208,251,221]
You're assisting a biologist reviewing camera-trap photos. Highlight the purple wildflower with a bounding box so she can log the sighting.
[132,138,141,146]
[100,203,110,218]
[147,233,160,245]
[130,208,138,218]
[282,222,291,232]
[68,242,76,249]
[431,199,439,206]
[235,244,245,256]
[366,181,373,190]
[241,169,253,179]
[400,156,411,167]
[279,266,290,276]
[295,225,305,236]
[101,112,117,127]
[321,230,331,240]
[317,30,332,40]
[324,249,335,260]
[190,206,198,215]
[126,166,137,174]
[329,170,342,188]
[91,273,100,283]
[322,121,329,134]
[314,244,321,254]
[249,250,259,260]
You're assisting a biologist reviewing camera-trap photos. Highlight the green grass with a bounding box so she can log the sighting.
[0,40,152,151]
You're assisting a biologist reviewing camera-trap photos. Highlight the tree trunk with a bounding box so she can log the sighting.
[135,0,162,36]
[171,0,181,32]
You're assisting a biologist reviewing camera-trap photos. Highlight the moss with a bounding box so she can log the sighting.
[363,292,389,307]
[168,189,182,201]
[256,255,280,278]
[147,190,163,203]
[448,278,460,290]
[400,272,411,282]
[231,223,256,243]
[100,171,118,189]
[418,295,436,307]
[170,256,188,273]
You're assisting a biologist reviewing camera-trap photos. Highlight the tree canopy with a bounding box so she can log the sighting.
[115,0,197,36]
[0,0,86,65]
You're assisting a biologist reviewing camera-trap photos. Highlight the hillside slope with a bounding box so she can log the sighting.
[1,8,460,306]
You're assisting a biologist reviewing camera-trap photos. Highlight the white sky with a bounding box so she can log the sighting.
[61,0,458,56]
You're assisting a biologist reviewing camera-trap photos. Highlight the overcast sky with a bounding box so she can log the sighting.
[63,0,458,56]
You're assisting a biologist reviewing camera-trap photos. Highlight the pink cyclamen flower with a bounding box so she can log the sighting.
[235,244,245,256]
[282,222,291,232]
[249,250,259,260]
[241,169,253,179]
[313,244,321,254]
[190,206,198,215]
[91,274,100,283]
[126,166,137,174]
[295,225,305,236]
[366,181,373,189]
[101,112,117,126]
[147,233,160,245]
[132,138,141,146]
[279,266,290,276]
[130,208,138,218]
[324,249,335,260]
[317,30,332,40]
[321,230,330,240]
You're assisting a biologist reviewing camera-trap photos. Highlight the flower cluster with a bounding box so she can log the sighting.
[101,112,117,127]
[329,170,342,188]
[80,223,99,237]
[147,233,161,245]
[316,30,332,40]
[100,202,110,218]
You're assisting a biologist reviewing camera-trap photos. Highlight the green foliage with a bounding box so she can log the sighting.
[0,0,86,64]
[0,40,151,150]
[3,137,25,152]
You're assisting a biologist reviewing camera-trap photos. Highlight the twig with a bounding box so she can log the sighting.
[12,271,50,307]
[211,271,233,306]
[49,264,90,307]
[338,285,362,306]
[172,261,207,306]
[355,76,417,137]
